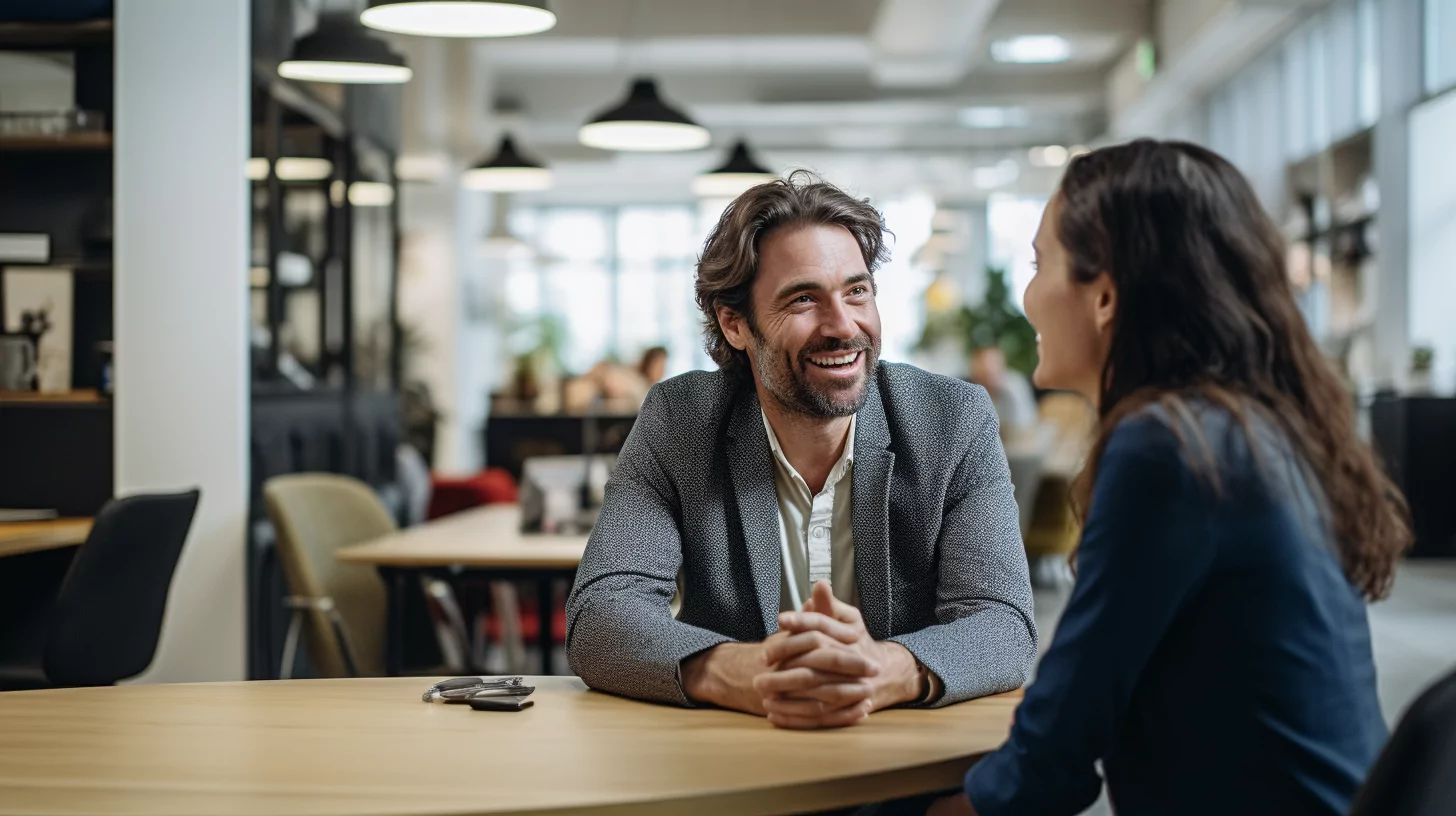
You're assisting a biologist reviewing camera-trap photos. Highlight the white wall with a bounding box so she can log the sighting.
[1407,88,1456,393]
[114,0,249,683]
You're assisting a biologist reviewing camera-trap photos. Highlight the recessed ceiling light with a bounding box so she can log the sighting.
[990,35,1072,64]
[957,106,1029,129]
[461,134,553,191]
[1028,145,1070,167]
[278,16,412,84]
[693,140,777,198]
[360,1,557,38]
[579,78,711,152]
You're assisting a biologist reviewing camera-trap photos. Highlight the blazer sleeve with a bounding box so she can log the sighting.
[963,415,1218,815]
[888,392,1038,706]
[565,386,734,707]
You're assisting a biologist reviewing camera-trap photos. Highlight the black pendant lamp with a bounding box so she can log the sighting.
[279,15,412,84]
[578,78,710,152]
[361,0,557,38]
[461,134,553,191]
[693,139,777,197]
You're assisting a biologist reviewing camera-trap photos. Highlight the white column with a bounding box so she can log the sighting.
[114,0,249,682]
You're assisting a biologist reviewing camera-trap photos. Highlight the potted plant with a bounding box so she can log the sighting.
[915,267,1038,378]
[1410,346,1435,394]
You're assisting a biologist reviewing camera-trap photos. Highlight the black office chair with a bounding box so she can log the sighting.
[0,489,200,690]
[1348,665,1456,816]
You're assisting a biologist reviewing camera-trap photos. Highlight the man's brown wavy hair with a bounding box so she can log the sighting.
[1061,139,1410,600]
[694,170,890,379]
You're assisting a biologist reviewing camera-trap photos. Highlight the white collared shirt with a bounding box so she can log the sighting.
[762,411,858,612]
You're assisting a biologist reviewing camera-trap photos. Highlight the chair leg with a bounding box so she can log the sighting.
[419,575,472,673]
[280,609,303,680]
[489,580,527,674]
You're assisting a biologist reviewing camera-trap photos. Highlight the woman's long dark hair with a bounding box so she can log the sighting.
[1061,139,1410,600]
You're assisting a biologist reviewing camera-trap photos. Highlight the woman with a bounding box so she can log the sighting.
[931,140,1410,816]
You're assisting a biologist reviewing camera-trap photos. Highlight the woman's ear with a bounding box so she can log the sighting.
[1092,275,1117,335]
[716,305,751,352]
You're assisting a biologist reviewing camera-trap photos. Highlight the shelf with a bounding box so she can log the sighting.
[0,18,112,48]
[0,132,112,152]
[0,389,106,406]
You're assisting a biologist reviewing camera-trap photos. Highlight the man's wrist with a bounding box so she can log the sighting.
[682,641,759,710]
[872,641,924,708]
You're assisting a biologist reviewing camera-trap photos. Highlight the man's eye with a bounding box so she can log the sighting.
[793,295,813,304]
[849,286,868,296]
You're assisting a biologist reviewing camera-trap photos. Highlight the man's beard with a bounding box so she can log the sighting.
[749,327,879,418]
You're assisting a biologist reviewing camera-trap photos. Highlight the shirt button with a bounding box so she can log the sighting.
[812,526,827,540]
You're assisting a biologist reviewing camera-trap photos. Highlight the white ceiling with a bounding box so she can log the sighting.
[391,0,1152,203]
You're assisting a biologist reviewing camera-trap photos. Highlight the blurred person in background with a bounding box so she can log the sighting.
[567,172,1035,730]
[638,345,669,386]
[931,140,1410,816]
[968,344,1038,438]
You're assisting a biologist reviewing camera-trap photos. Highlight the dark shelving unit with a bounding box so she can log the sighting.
[0,14,115,516]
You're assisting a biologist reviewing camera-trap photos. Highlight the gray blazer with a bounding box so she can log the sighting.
[565,362,1037,708]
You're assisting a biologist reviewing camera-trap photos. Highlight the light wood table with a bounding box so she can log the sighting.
[339,505,588,675]
[0,518,92,559]
[338,504,587,570]
[0,676,1019,816]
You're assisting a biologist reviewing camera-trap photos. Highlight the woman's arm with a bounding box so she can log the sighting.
[964,414,1219,815]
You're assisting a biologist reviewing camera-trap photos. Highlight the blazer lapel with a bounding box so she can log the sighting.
[853,369,896,640]
[726,386,783,637]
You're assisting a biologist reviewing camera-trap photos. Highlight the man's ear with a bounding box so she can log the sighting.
[716,305,751,352]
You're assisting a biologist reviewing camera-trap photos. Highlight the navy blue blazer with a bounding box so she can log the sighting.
[966,405,1387,815]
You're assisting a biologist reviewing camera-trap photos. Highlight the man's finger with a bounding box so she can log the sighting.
[763,690,869,718]
[776,645,880,677]
[767,699,873,730]
[766,681,873,708]
[761,630,838,665]
[810,580,835,616]
[777,610,862,644]
[814,581,865,627]
[753,667,864,696]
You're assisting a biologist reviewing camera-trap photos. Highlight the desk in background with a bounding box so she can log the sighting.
[339,504,587,675]
[0,675,1019,816]
[483,410,636,482]
[0,518,91,559]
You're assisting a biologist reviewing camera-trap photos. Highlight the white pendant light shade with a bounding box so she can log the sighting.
[349,181,396,207]
[461,134,553,191]
[361,1,556,38]
[246,158,336,181]
[579,78,710,152]
[482,194,533,257]
[692,139,776,197]
[279,17,412,84]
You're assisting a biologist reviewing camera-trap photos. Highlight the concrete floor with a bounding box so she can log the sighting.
[1027,559,1456,815]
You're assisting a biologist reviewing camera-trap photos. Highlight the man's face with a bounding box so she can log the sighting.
[722,223,882,417]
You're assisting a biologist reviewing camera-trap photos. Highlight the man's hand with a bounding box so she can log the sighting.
[927,793,978,816]
[754,581,924,729]
[681,641,772,715]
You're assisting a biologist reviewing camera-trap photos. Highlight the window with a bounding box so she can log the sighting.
[495,198,936,380]
[987,193,1049,311]
[499,205,712,378]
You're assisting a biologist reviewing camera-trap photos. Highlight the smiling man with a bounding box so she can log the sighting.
[565,172,1036,728]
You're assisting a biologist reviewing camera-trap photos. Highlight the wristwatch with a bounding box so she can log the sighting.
[913,657,942,706]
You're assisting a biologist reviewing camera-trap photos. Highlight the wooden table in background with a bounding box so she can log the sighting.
[0,518,92,559]
[339,504,588,675]
[0,676,1018,816]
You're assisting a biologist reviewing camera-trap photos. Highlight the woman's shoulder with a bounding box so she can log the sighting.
[1102,395,1300,495]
